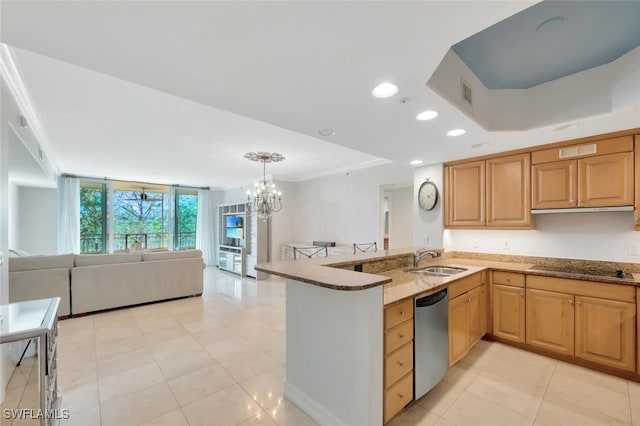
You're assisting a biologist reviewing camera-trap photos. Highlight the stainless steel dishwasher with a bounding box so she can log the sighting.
[414,289,449,399]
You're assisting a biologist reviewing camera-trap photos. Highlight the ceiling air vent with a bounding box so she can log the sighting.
[461,78,472,106]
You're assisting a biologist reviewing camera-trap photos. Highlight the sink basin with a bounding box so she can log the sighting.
[409,266,467,277]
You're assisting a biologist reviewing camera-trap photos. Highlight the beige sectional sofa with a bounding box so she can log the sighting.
[8,254,75,317]
[8,250,204,317]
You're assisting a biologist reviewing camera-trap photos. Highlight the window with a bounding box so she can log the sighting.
[113,184,169,252]
[79,180,198,254]
[80,182,107,253]
[174,189,198,250]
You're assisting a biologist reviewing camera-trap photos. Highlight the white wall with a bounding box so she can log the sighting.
[1,79,11,404]
[16,186,58,255]
[446,211,640,263]
[388,186,413,250]
[270,179,295,261]
[292,163,413,247]
[8,181,18,249]
[413,163,444,249]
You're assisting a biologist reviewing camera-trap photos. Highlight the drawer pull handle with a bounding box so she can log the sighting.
[506,277,511,282]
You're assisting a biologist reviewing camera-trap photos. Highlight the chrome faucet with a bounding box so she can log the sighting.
[414,249,440,267]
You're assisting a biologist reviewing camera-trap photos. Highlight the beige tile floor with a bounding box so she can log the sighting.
[3,267,640,425]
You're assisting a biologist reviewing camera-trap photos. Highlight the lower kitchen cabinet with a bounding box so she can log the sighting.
[383,298,414,423]
[526,275,637,372]
[491,272,526,344]
[526,288,574,356]
[575,295,636,371]
[448,272,485,366]
[637,288,640,374]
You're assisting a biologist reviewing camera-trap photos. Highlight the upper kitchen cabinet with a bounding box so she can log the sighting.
[445,160,485,227]
[531,135,634,210]
[635,134,640,230]
[445,153,531,229]
[486,153,531,227]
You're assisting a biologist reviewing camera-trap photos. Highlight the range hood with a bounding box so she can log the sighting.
[531,206,634,214]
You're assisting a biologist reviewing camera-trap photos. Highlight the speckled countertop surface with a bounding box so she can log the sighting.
[255,249,640,300]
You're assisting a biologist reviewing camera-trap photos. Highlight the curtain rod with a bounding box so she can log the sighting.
[61,173,210,191]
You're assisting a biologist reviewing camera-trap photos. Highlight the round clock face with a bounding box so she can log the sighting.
[418,181,438,211]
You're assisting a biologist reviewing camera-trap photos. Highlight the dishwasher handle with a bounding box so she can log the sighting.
[415,289,447,307]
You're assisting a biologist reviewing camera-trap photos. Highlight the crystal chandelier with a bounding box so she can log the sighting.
[245,152,285,220]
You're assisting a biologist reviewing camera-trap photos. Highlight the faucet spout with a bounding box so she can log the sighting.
[413,249,440,267]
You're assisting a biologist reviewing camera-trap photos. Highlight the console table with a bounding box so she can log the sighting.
[0,297,61,426]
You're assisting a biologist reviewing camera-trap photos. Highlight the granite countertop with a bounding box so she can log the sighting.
[255,249,640,298]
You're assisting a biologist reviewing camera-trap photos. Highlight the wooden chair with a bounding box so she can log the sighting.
[353,242,377,255]
[293,246,328,260]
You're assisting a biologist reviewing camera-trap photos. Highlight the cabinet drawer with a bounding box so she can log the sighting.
[385,319,414,355]
[385,298,414,331]
[384,371,413,423]
[492,271,525,287]
[385,342,413,387]
[526,275,635,302]
[448,272,483,299]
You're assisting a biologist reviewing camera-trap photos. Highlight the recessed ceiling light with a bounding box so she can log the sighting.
[553,123,580,132]
[372,82,399,98]
[416,110,439,121]
[318,128,336,137]
[410,160,423,165]
[447,129,466,137]
[471,143,490,149]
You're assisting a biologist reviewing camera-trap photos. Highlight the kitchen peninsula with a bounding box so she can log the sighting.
[256,249,640,425]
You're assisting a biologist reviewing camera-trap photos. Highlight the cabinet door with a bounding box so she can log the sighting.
[526,289,574,356]
[467,286,484,349]
[486,153,531,227]
[575,296,636,371]
[492,284,525,343]
[637,288,639,374]
[445,161,485,227]
[579,152,633,207]
[634,135,640,229]
[531,160,578,209]
[448,294,469,366]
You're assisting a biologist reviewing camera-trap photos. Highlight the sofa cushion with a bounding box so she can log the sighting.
[74,253,142,267]
[9,254,75,272]
[143,249,202,262]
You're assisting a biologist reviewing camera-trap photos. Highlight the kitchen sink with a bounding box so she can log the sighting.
[409,266,467,277]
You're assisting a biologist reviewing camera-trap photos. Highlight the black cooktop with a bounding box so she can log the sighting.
[528,264,631,280]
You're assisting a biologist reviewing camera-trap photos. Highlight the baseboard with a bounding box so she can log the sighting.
[283,380,348,426]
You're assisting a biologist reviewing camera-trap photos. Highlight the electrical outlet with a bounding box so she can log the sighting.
[503,240,511,250]
[629,243,639,256]
[424,235,430,245]
[472,240,479,248]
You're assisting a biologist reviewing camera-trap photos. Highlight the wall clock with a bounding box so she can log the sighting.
[418,179,438,211]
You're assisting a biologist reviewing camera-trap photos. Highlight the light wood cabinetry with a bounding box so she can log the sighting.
[637,288,640,374]
[526,275,636,372]
[531,160,577,208]
[445,154,531,229]
[526,288,574,355]
[486,153,531,227]
[634,135,640,229]
[531,135,634,209]
[491,272,526,344]
[575,296,636,371]
[448,272,485,366]
[384,299,413,423]
[445,160,485,227]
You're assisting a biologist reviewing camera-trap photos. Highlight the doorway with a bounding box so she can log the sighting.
[381,183,413,250]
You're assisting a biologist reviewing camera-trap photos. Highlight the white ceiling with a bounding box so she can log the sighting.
[2,1,639,190]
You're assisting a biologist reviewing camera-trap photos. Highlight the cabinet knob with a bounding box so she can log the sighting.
[468,298,471,303]
[398,334,405,339]
[397,361,405,366]
[519,293,524,297]
[399,311,404,316]
[506,276,511,282]
[576,301,582,305]
[398,393,405,399]
[568,300,573,304]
